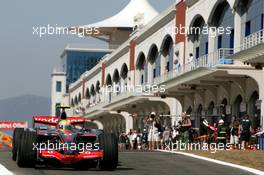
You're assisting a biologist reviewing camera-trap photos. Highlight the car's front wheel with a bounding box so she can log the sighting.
[99,133,118,170]
[16,130,37,168]
[12,128,24,161]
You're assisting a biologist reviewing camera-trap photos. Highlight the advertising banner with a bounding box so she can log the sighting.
[0,122,28,150]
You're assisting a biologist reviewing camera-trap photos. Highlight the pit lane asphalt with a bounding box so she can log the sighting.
[0,151,255,175]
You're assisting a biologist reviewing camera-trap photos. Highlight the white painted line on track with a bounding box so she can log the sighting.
[0,164,14,175]
[158,150,264,175]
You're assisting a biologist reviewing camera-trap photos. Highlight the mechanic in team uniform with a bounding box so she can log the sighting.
[217,119,227,147]
[239,114,252,150]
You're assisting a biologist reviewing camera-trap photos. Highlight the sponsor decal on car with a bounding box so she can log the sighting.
[33,116,86,125]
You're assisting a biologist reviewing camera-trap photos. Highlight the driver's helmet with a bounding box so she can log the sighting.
[58,120,72,131]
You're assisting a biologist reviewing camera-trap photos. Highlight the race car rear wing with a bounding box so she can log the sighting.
[33,116,86,127]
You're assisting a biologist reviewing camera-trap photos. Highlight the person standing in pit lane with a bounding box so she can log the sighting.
[146,112,160,150]
[217,119,227,147]
[239,114,253,150]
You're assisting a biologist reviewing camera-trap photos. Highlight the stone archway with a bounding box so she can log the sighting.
[249,91,260,128]
[233,95,243,118]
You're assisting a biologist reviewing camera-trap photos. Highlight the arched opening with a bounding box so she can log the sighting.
[96,81,100,93]
[106,74,112,102]
[74,96,78,105]
[186,106,192,114]
[161,35,174,72]
[85,88,90,99]
[196,104,205,135]
[249,91,260,128]
[90,84,96,104]
[148,44,160,79]
[208,0,235,49]
[207,101,218,125]
[207,101,215,115]
[71,98,74,107]
[233,95,243,118]
[188,15,207,59]
[106,74,112,86]
[90,85,96,96]
[78,93,81,103]
[113,69,120,84]
[120,63,128,80]
[220,98,230,124]
[113,69,121,95]
[136,52,147,84]
[186,106,194,127]
[120,63,128,92]
[96,81,101,102]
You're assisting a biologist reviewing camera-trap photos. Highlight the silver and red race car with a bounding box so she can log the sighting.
[12,111,118,170]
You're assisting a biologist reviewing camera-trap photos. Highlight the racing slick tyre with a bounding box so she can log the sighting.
[99,133,118,170]
[16,130,37,167]
[12,128,24,161]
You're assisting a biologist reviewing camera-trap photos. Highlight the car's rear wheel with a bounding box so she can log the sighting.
[12,128,24,161]
[99,133,118,170]
[17,130,37,167]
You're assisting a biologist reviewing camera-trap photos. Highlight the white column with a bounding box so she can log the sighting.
[110,111,133,134]
[260,96,264,130]
[208,34,217,66]
[122,112,133,134]
[135,70,140,85]
[147,62,153,85]
[167,98,182,126]
[129,70,135,86]
[234,11,242,52]
[160,54,166,76]
[185,39,194,64]
[259,72,264,130]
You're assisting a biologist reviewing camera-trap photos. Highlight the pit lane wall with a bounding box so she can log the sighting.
[0,122,28,150]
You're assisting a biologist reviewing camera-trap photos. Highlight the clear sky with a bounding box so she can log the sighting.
[0,0,173,100]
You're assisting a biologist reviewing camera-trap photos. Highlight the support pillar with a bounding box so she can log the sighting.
[160,54,166,76]
[167,98,182,126]
[234,11,242,52]
[147,62,153,85]
[208,34,216,65]
[110,111,133,134]
[260,96,264,130]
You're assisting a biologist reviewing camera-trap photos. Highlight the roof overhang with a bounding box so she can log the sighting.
[69,0,159,42]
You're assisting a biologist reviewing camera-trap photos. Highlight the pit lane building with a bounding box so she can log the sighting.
[51,0,264,134]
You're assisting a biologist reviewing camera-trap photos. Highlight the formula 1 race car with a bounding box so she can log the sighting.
[12,108,118,170]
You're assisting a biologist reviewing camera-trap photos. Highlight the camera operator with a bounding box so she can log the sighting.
[180,112,192,144]
[146,112,161,150]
